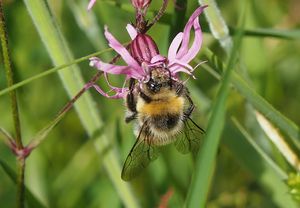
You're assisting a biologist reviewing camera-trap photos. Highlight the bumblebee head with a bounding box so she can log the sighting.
[146,68,172,93]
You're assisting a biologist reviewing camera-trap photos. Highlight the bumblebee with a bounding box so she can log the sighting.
[122,67,204,181]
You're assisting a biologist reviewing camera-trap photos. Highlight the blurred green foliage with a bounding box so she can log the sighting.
[1,0,300,207]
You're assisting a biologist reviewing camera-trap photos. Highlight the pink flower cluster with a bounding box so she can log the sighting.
[88,0,207,99]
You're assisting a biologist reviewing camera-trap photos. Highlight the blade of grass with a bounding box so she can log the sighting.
[186,9,245,208]
[200,51,300,150]
[227,119,298,208]
[255,112,300,171]
[240,28,300,40]
[231,118,287,179]
[23,1,138,207]
[0,159,46,208]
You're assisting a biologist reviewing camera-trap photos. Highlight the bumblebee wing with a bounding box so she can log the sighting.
[121,124,160,181]
[175,117,205,155]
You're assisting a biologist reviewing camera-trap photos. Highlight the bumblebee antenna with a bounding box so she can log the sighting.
[163,66,173,88]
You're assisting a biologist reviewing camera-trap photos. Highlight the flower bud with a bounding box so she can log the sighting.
[131,0,151,10]
[130,34,159,64]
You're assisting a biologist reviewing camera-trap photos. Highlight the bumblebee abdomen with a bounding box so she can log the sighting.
[151,114,180,130]
[137,95,185,116]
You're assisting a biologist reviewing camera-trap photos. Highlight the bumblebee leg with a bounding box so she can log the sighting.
[140,91,152,103]
[125,78,137,123]
[184,94,195,119]
[125,112,137,123]
[175,83,185,96]
[126,78,137,112]
[165,67,172,89]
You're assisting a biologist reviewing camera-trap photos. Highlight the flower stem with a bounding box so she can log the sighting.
[26,71,103,151]
[0,127,15,149]
[146,0,169,31]
[0,0,23,149]
[0,2,25,208]
[16,157,25,208]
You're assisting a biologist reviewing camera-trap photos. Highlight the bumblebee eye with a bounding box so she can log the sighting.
[148,80,161,92]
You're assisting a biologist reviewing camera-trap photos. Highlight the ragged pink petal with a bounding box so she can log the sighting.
[85,68,129,99]
[126,24,138,40]
[176,6,207,60]
[168,32,183,61]
[179,18,202,63]
[91,84,128,99]
[169,59,194,73]
[150,55,166,65]
[89,57,143,80]
[171,67,194,77]
[104,26,142,72]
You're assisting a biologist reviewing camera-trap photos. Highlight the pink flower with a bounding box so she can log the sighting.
[89,6,207,98]
[87,0,97,10]
[131,0,151,11]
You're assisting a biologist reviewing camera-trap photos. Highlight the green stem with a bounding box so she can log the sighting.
[0,127,14,149]
[0,47,117,97]
[146,0,169,31]
[16,157,25,208]
[0,2,25,207]
[0,0,22,149]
